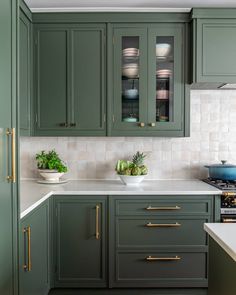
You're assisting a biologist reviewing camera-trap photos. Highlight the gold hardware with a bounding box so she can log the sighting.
[146,206,181,211]
[146,222,181,227]
[70,123,76,127]
[6,128,16,183]
[96,205,100,239]
[146,255,181,261]
[223,218,236,223]
[139,122,145,127]
[59,123,68,127]
[149,123,156,127]
[23,227,32,271]
[222,192,236,197]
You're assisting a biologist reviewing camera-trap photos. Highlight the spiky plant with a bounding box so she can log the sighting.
[132,151,146,167]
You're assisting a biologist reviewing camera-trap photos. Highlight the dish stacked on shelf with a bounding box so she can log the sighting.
[122,47,139,57]
[156,43,171,59]
[156,69,172,78]
[122,48,139,78]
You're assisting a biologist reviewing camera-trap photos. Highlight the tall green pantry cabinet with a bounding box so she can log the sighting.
[0,0,18,294]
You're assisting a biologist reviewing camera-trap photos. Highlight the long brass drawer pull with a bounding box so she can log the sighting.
[6,128,16,183]
[95,205,100,240]
[146,255,181,261]
[146,206,181,211]
[23,226,32,271]
[146,222,181,227]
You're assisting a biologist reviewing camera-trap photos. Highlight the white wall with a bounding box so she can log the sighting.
[20,90,236,180]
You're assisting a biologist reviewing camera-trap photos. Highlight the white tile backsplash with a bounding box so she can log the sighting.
[20,90,236,180]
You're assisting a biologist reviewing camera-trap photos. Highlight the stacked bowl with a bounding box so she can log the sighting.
[122,63,139,78]
[122,47,139,57]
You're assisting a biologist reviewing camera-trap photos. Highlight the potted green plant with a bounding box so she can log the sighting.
[115,151,148,185]
[36,150,68,182]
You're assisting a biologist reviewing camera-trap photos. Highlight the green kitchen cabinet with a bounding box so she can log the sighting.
[34,25,106,136]
[19,201,50,295]
[109,195,213,288]
[53,196,107,288]
[109,23,189,137]
[191,8,236,83]
[19,9,32,136]
[0,0,18,294]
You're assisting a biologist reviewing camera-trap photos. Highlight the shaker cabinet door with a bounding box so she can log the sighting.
[70,26,106,135]
[54,196,107,288]
[34,28,68,132]
[147,24,184,135]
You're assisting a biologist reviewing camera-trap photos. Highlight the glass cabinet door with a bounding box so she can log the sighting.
[113,28,147,132]
[147,25,184,132]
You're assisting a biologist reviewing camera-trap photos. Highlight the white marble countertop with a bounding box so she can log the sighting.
[20,179,221,219]
[204,223,236,262]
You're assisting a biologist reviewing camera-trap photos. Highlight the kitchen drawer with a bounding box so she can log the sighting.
[115,252,207,286]
[115,197,212,216]
[117,217,209,247]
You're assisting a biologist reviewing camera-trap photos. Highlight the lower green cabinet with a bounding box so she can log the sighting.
[53,196,107,288]
[19,201,50,295]
[109,195,213,288]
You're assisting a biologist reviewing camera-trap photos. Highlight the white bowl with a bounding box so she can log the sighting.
[156,90,169,100]
[38,169,64,182]
[122,66,139,78]
[125,88,138,99]
[156,43,171,57]
[119,175,145,185]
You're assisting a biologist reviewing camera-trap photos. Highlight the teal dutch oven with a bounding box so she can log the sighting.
[205,160,236,181]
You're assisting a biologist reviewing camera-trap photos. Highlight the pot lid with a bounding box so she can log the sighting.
[205,160,236,168]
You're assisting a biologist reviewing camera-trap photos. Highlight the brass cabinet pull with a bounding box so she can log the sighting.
[59,123,68,127]
[146,222,181,227]
[6,128,16,183]
[146,206,181,211]
[139,122,145,127]
[146,255,181,261]
[23,226,32,271]
[95,205,100,240]
[149,123,156,127]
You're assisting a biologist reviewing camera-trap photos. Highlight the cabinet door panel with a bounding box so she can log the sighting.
[147,25,184,132]
[19,202,49,295]
[20,12,31,135]
[35,29,68,130]
[71,28,105,134]
[196,19,236,83]
[54,197,106,287]
[112,27,148,133]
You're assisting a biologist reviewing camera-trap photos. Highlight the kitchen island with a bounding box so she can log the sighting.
[204,223,236,295]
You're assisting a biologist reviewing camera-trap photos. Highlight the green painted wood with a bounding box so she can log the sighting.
[193,18,236,83]
[70,26,106,134]
[147,24,184,133]
[0,0,18,294]
[115,252,207,287]
[20,0,32,22]
[54,196,107,288]
[117,217,209,247]
[19,201,50,295]
[112,26,148,133]
[34,27,68,131]
[48,287,208,295]
[208,237,236,295]
[109,195,214,288]
[32,13,190,24]
[20,11,31,136]
[191,8,236,19]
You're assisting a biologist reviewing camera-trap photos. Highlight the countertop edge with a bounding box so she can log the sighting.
[204,223,236,262]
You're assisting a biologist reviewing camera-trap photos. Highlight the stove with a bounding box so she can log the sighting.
[203,178,236,223]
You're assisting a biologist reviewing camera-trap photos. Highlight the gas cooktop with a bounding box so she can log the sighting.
[203,178,236,191]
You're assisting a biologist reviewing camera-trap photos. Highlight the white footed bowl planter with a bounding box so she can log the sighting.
[38,169,64,182]
[119,175,145,185]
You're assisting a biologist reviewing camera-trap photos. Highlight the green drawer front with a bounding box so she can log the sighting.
[117,217,209,247]
[117,252,207,281]
[116,197,212,216]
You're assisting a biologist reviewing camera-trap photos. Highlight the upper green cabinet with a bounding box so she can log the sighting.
[191,8,236,83]
[109,23,189,137]
[19,10,31,136]
[34,24,106,136]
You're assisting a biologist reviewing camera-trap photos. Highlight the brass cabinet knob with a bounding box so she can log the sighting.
[139,122,145,127]
[70,123,76,127]
[59,123,68,127]
[149,123,156,127]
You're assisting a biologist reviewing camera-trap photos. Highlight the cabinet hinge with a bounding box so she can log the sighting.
[112,115,115,123]
[35,114,38,124]
[104,114,106,123]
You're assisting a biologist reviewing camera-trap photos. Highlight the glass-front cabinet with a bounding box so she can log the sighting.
[111,24,186,136]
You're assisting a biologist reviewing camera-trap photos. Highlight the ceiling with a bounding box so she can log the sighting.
[25,0,236,12]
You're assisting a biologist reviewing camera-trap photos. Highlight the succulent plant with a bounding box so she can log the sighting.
[140,165,148,175]
[131,166,142,176]
[123,168,132,176]
[132,151,146,167]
